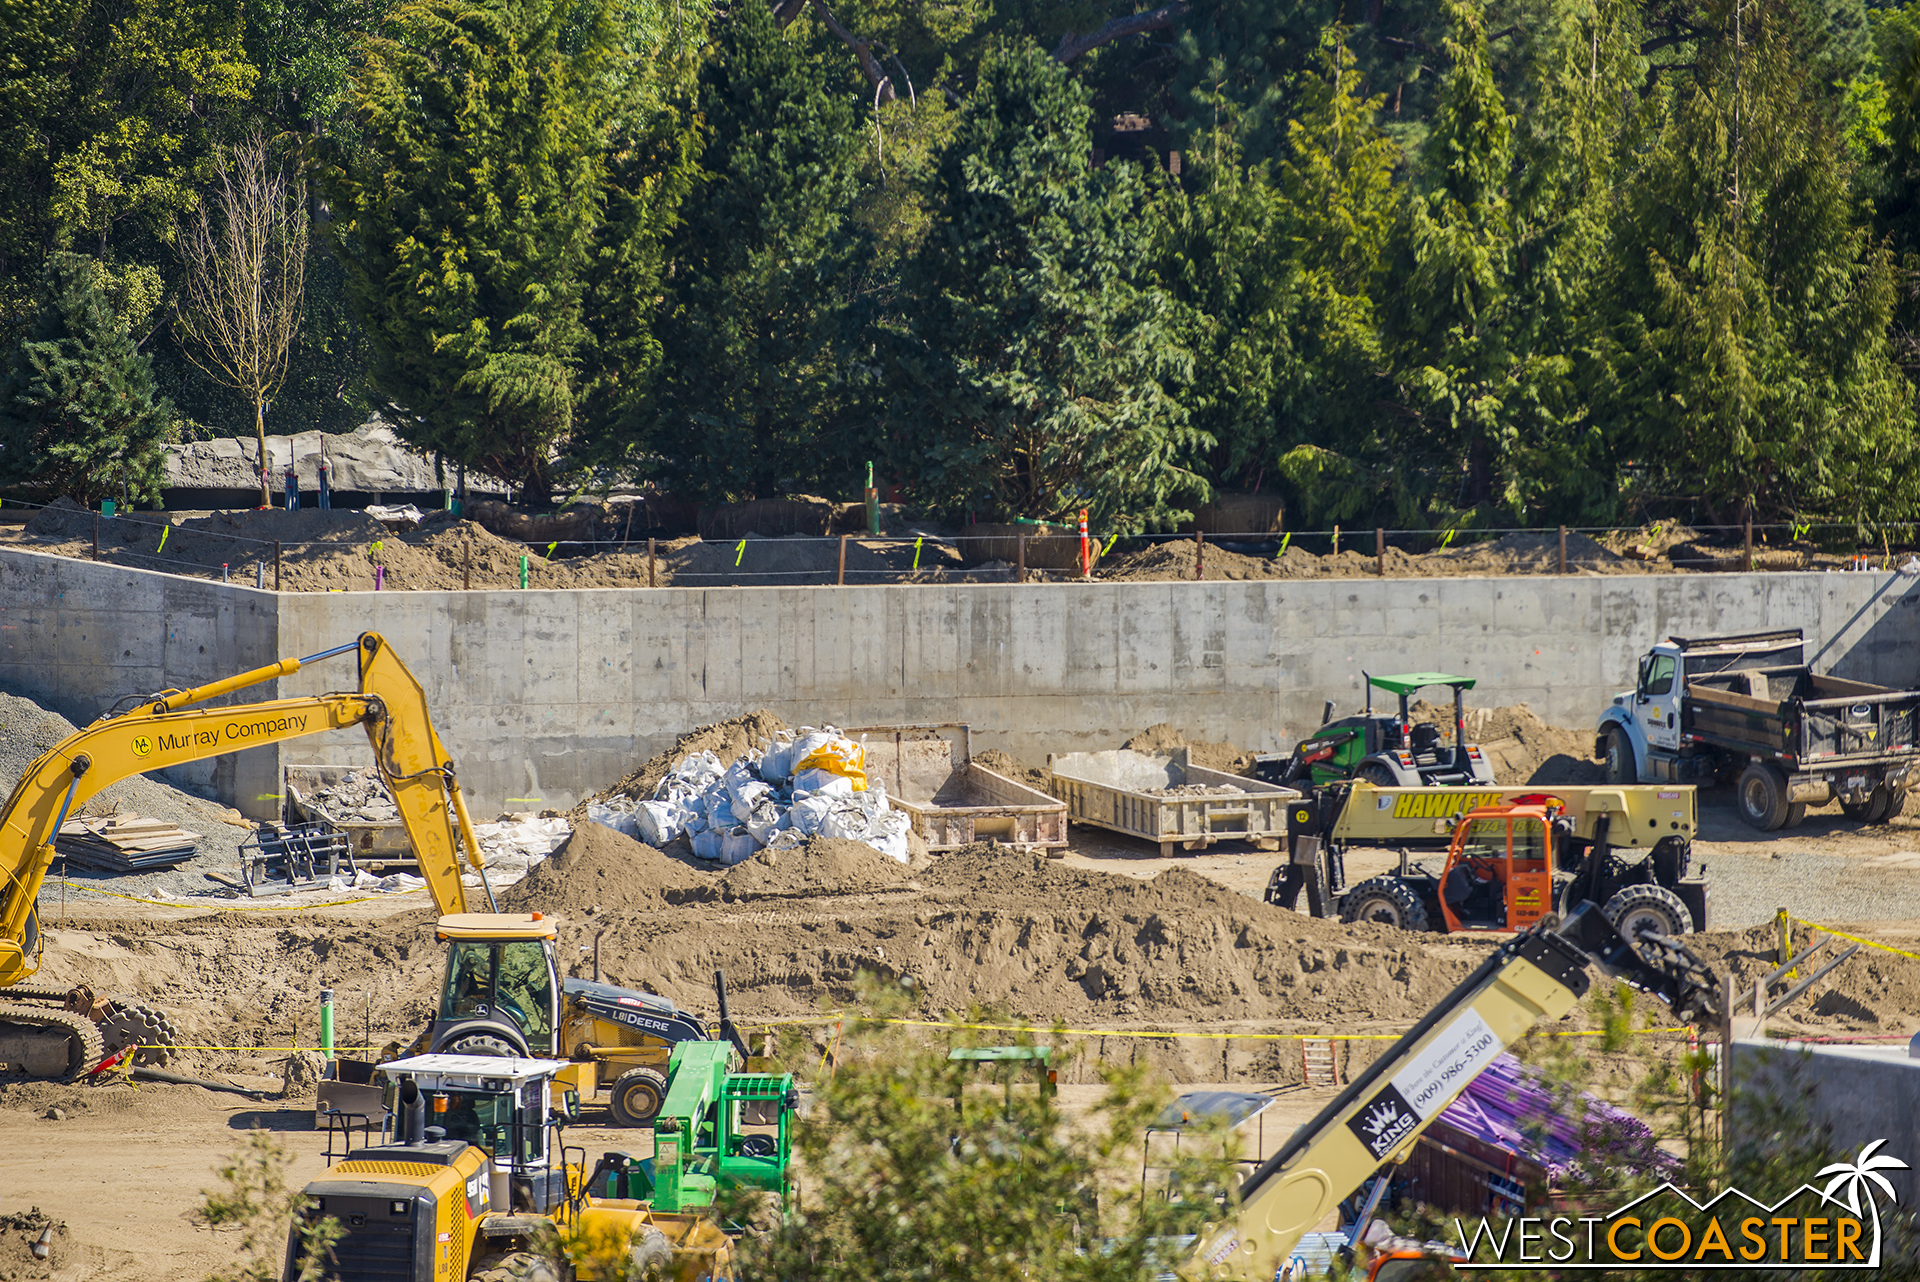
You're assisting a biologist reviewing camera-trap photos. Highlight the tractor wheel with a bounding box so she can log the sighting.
[1650,838,1691,890]
[469,1251,561,1282]
[1603,883,1695,939]
[1356,761,1400,788]
[1603,727,1637,786]
[609,1067,669,1128]
[1736,762,1791,831]
[1338,878,1431,932]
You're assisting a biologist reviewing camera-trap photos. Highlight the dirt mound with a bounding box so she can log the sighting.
[502,822,708,913]
[1426,531,1631,575]
[1410,700,1602,786]
[1689,924,1920,1035]
[1098,532,1653,582]
[665,533,966,587]
[720,838,915,899]
[22,495,92,537]
[594,710,790,804]
[974,749,1050,792]
[1123,724,1257,776]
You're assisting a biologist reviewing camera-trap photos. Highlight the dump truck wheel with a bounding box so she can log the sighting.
[1843,787,1896,825]
[1338,878,1430,932]
[470,1251,560,1282]
[609,1067,669,1127]
[1736,762,1790,831]
[1650,838,1691,890]
[1784,803,1808,828]
[1888,789,1910,820]
[1603,727,1636,785]
[1603,883,1695,939]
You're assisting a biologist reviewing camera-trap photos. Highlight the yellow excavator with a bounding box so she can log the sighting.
[0,633,736,1115]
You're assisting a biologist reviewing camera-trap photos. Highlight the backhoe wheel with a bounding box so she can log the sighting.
[1356,761,1399,788]
[1736,762,1790,831]
[1602,883,1695,939]
[444,1032,518,1057]
[1338,878,1430,932]
[1603,727,1636,785]
[609,1067,670,1127]
[469,1251,561,1282]
[1650,838,1692,890]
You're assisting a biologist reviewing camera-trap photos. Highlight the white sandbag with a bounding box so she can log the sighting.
[691,828,727,862]
[719,828,756,865]
[659,750,724,800]
[793,769,855,797]
[758,732,798,782]
[731,778,773,813]
[587,800,643,840]
[705,793,738,829]
[865,810,912,863]
[723,760,764,809]
[745,798,785,845]
[821,799,873,843]
[788,730,835,767]
[765,827,807,851]
[636,799,686,847]
[788,796,833,836]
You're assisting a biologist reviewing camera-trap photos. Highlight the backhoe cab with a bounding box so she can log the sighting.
[1260,674,1497,790]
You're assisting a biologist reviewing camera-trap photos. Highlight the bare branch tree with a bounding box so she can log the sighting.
[174,136,309,509]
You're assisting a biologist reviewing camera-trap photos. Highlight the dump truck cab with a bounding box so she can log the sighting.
[1264,674,1497,790]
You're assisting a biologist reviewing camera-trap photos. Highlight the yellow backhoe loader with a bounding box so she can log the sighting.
[0,634,739,1119]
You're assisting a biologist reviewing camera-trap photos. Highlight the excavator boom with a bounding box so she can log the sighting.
[0,633,485,989]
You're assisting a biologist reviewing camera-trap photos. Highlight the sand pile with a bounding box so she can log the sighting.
[1123,724,1257,775]
[593,710,791,804]
[973,749,1051,792]
[1410,700,1604,786]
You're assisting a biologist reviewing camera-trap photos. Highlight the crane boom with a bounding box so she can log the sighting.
[0,633,487,988]
[1188,905,1719,1278]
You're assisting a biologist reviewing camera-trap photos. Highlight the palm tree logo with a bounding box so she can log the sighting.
[1817,1139,1910,1265]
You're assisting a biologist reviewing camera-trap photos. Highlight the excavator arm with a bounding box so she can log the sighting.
[0,633,486,986]
[1188,905,1720,1278]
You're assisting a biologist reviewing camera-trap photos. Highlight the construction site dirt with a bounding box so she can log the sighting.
[12,709,1920,1279]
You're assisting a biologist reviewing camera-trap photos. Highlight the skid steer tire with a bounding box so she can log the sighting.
[1338,878,1430,932]
[609,1067,670,1128]
[1737,762,1790,831]
[470,1251,561,1282]
[1603,727,1636,786]
[1602,883,1695,939]
[1356,761,1400,789]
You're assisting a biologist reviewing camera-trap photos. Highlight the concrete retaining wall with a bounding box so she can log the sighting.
[5,545,1917,816]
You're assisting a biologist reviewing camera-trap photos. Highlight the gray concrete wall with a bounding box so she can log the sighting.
[0,550,283,808]
[1730,1040,1920,1204]
[5,544,1918,816]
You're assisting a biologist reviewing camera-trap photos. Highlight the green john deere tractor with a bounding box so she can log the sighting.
[1255,672,1499,789]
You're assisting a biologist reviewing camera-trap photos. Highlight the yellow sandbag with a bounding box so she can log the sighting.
[795,738,867,791]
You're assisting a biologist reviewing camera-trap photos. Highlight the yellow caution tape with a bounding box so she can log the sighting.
[155,1046,380,1053]
[1788,916,1920,964]
[48,879,424,913]
[766,1014,1692,1043]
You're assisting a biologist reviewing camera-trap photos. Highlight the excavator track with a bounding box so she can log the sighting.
[4,985,80,1004]
[0,1003,106,1080]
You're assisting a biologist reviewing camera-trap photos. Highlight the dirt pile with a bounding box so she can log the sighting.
[973,749,1051,792]
[1096,533,1652,582]
[1123,724,1258,776]
[1410,700,1604,786]
[502,822,710,912]
[593,710,790,804]
[1689,924,1920,1034]
[719,837,917,899]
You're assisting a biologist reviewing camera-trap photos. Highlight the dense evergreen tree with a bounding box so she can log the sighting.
[623,0,866,500]
[0,254,174,505]
[882,44,1201,530]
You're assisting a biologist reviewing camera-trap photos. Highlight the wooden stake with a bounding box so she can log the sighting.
[1194,529,1204,580]
[1743,520,1753,572]
[648,537,657,588]
[837,534,848,586]
[1016,534,1026,584]
[463,536,472,590]
[1375,528,1385,577]
[91,512,99,562]
[1559,525,1568,574]
[274,540,282,591]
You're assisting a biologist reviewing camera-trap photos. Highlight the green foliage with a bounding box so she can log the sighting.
[319,0,642,491]
[199,1129,342,1282]
[883,43,1203,530]
[0,253,173,505]
[742,979,1232,1282]
[623,0,867,500]
[1589,0,1920,526]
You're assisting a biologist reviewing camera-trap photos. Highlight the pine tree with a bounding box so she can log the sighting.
[629,0,866,501]
[0,253,173,506]
[883,43,1202,530]
[1591,0,1920,525]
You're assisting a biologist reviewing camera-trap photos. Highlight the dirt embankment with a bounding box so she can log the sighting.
[1408,700,1606,786]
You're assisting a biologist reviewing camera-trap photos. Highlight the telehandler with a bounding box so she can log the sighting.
[0,633,739,1122]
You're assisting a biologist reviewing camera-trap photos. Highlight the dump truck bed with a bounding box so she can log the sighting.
[1683,669,1920,769]
[848,724,1067,851]
[1047,748,1297,856]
